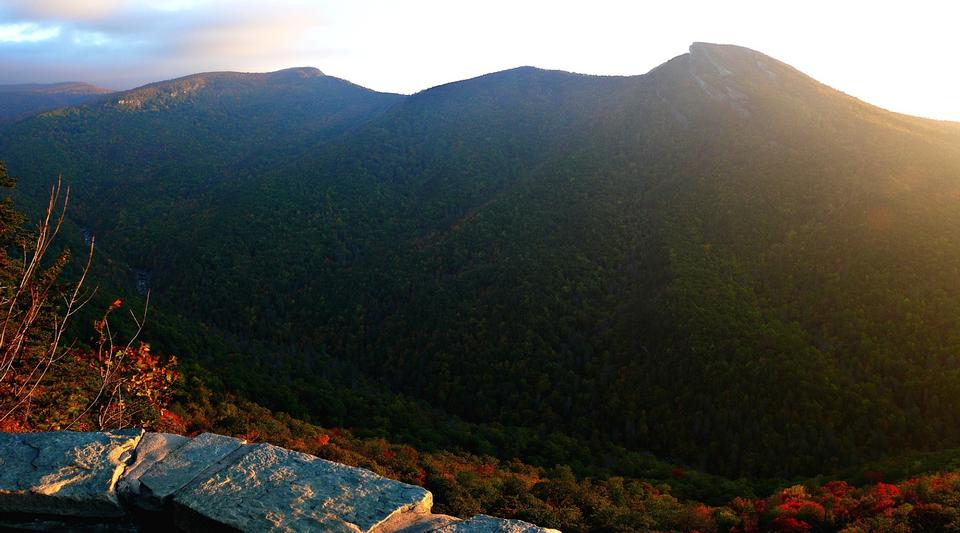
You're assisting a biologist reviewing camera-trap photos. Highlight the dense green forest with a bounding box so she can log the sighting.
[3,41,960,497]
[0,82,112,125]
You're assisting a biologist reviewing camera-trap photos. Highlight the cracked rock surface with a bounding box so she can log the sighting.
[173,442,432,532]
[434,515,561,533]
[116,432,190,508]
[0,430,559,532]
[135,432,244,506]
[0,430,142,517]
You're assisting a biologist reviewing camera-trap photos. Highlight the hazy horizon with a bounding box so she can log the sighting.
[1,0,958,122]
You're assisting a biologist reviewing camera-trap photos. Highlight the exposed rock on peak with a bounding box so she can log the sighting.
[269,66,326,78]
[686,42,794,85]
[107,67,337,111]
[689,42,737,76]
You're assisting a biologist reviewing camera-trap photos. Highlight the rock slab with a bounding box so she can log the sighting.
[173,442,432,532]
[0,430,560,532]
[0,430,142,517]
[117,432,190,507]
[136,431,244,505]
[435,515,560,533]
[388,513,460,532]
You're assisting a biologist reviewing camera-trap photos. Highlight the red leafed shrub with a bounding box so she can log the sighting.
[286,438,307,451]
[0,417,26,433]
[770,516,812,532]
[795,501,826,524]
[693,503,714,523]
[776,501,804,514]
[753,498,768,515]
[821,480,854,499]
[818,480,856,522]
[159,409,186,434]
[238,429,260,442]
[86,340,180,430]
[771,487,826,530]
[863,482,901,516]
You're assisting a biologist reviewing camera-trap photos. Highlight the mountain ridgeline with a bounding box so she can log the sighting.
[0,82,113,125]
[3,43,960,480]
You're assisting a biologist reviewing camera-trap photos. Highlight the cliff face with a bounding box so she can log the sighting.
[0,430,557,532]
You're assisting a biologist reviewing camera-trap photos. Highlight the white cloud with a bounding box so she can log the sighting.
[71,30,112,46]
[0,22,61,43]
[0,0,330,87]
[0,0,129,22]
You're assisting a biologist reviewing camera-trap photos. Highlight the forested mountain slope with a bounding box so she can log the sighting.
[0,82,112,125]
[0,67,402,250]
[2,43,960,481]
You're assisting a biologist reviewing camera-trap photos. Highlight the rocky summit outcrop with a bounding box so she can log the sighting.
[0,430,559,532]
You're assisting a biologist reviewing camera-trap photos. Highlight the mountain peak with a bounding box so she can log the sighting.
[107,67,330,111]
[267,66,325,78]
[687,42,771,78]
[147,66,326,87]
[689,41,758,56]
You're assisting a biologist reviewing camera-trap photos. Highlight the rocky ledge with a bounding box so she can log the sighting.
[0,430,558,532]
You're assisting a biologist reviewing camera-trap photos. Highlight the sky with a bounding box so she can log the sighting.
[0,0,958,121]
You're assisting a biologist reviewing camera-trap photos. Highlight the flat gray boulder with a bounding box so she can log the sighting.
[117,432,190,505]
[388,512,460,532]
[0,430,559,532]
[173,442,432,532]
[434,515,560,533]
[0,430,142,517]
[135,431,245,507]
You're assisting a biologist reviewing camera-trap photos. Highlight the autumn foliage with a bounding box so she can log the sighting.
[0,162,179,432]
[158,376,960,533]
